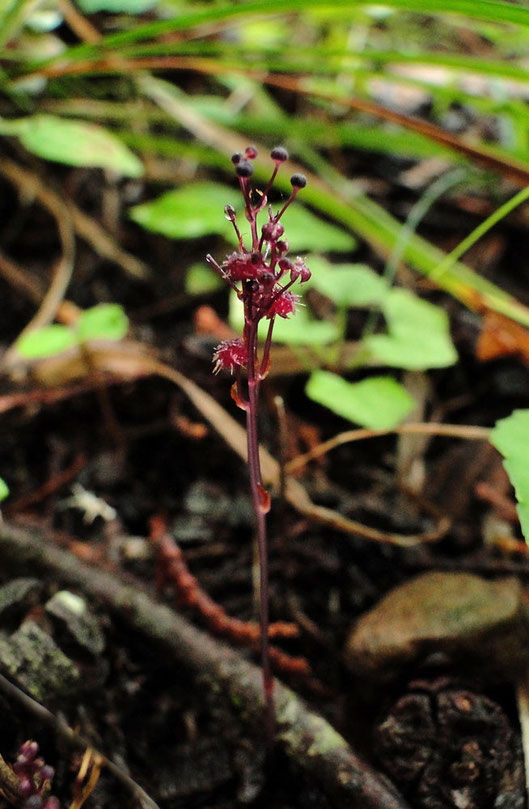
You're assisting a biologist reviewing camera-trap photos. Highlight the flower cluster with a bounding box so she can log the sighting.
[13,741,60,809]
[207,146,310,381]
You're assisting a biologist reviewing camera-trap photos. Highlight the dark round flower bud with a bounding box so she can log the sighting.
[261,221,284,242]
[231,152,242,165]
[271,146,288,162]
[235,160,254,178]
[290,173,307,188]
[245,145,258,159]
[278,258,294,273]
[19,742,39,761]
[224,204,236,221]
[275,239,289,254]
[18,777,33,798]
[41,765,55,781]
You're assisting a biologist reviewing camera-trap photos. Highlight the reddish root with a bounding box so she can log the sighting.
[149,518,317,683]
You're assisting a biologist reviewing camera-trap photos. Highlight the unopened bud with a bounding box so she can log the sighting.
[224,204,236,221]
[245,145,258,159]
[18,777,33,798]
[261,221,284,242]
[231,152,242,165]
[278,258,294,273]
[41,765,55,781]
[235,161,254,178]
[271,146,288,162]
[290,173,307,189]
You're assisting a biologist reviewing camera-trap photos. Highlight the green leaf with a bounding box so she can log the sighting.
[130,181,355,251]
[305,371,415,429]
[77,304,129,342]
[277,205,355,253]
[364,288,458,370]
[10,115,143,177]
[267,305,340,345]
[0,478,9,503]
[490,410,529,543]
[130,182,235,240]
[229,290,339,346]
[76,0,158,12]
[16,325,77,359]
[307,256,389,306]
[185,264,223,295]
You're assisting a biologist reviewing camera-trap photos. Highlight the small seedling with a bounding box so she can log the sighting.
[0,479,9,503]
[16,304,129,360]
[208,145,310,736]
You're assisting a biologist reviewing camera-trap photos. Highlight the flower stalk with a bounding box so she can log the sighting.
[208,146,310,737]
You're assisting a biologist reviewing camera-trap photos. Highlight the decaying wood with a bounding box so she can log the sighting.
[0,520,411,809]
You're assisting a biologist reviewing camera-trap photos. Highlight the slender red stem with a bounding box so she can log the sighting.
[245,321,274,741]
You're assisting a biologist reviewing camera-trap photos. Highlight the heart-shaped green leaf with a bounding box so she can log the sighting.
[130,181,355,251]
[16,325,77,359]
[229,290,339,346]
[0,478,9,503]
[77,304,129,342]
[490,410,529,543]
[307,255,388,307]
[305,371,415,429]
[364,288,457,370]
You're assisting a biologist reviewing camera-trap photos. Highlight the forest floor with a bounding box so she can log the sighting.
[1,138,529,809]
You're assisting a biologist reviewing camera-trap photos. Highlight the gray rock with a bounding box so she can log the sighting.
[0,620,79,702]
[344,572,529,681]
[45,590,105,656]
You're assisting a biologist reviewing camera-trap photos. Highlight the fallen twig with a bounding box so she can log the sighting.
[0,520,411,809]
[285,422,491,475]
[0,159,148,282]
[0,159,76,346]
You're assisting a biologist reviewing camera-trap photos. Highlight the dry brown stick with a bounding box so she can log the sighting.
[0,159,149,282]
[57,0,101,43]
[70,204,149,281]
[143,356,448,547]
[0,520,411,809]
[286,422,492,474]
[0,159,76,339]
[0,248,44,305]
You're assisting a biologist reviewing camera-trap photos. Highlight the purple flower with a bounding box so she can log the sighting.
[213,338,248,374]
[267,291,299,319]
[206,145,310,381]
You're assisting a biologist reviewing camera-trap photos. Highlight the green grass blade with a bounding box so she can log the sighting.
[21,0,529,69]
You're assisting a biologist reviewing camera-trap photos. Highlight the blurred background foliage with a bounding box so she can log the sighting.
[2,0,529,431]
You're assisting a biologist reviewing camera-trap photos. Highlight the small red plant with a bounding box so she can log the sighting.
[12,741,60,809]
[207,146,310,735]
